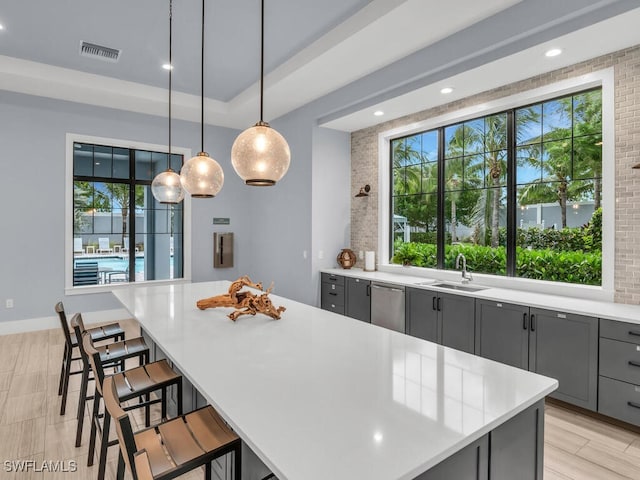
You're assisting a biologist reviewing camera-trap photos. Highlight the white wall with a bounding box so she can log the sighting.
[0,91,249,322]
[311,126,351,305]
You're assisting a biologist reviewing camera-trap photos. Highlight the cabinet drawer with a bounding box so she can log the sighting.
[320,298,345,315]
[321,273,345,285]
[600,319,640,343]
[600,337,640,385]
[321,283,345,306]
[598,376,640,427]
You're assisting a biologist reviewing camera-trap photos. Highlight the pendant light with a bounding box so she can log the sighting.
[151,0,185,204]
[180,0,224,198]
[231,0,290,186]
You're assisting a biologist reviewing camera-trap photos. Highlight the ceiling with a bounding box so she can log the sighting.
[0,0,639,131]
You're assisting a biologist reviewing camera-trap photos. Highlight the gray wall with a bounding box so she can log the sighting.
[0,91,251,322]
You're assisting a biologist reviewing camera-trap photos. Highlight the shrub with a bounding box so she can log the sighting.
[391,242,601,285]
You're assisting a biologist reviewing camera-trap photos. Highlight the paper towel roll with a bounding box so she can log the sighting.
[365,251,375,271]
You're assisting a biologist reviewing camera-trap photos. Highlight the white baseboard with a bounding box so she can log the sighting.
[0,308,133,336]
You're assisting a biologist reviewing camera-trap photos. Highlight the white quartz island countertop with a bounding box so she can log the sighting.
[114,281,557,480]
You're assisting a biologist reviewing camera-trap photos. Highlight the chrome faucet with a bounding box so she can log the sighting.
[455,253,473,284]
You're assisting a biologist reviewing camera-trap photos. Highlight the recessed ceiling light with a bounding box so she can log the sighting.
[545,48,562,57]
[440,87,454,94]
[0,24,4,30]
[162,63,173,70]
[374,110,384,116]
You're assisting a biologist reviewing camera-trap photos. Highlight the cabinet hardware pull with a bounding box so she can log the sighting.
[629,361,640,368]
[523,313,528,330]
[366,285,371,296]
[530,314,536,332]
[437,297,441,312]
[329,276,336,281]
[629,330,640,337]
[329,292,337,296]
[628,401,640,410]
[432,297,436,311]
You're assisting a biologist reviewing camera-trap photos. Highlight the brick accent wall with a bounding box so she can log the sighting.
[350,45,640,303]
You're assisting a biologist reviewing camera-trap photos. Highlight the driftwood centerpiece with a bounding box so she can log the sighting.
[196,275,286,321]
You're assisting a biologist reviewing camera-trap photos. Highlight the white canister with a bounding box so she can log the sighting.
[365,251,375,271]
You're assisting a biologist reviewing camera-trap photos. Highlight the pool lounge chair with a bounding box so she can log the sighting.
[97,238,113,254]
[122,238,139,253]
[74,238,85,255]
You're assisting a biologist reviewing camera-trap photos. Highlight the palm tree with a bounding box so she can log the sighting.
[518,92,601,227]
[96,183,145,248]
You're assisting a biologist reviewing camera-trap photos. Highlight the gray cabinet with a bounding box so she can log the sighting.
[406,288,475,354]
[417,435,488,480]
[489,399,545,480]
[599,319,640,426]
[418,399,544,480]
[320,273,345,315]
[530,308,598,410]
[440,292,475,354]
[406,288,438,343]
[346,277,371,322]
[475,302,598,410]
[475,300,528,369]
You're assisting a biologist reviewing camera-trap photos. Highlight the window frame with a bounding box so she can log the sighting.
[65,133,192,295]
[378,69,614,301]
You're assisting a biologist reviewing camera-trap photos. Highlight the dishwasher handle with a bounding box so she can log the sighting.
[371,284,404,293]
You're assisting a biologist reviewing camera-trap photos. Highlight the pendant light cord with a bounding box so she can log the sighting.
[200,0,205,152]
[260,0,264,123]
[168,0,173,157]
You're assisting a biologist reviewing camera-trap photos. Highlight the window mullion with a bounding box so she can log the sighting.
[129,149,136,282]
[437,127,445,269]
[506,110,516,277]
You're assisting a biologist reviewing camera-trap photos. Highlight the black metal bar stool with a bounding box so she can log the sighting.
[102,375,242,480]
[83,332,183,480]
[70,313,149,448]
[55,301,125,415]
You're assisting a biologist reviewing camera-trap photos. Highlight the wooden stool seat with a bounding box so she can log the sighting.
[103,375,241,480]
[55,301,125,416]
[135,406,239,479]
[112,360,179,402]
[70,323,125,346]
[96,337,148,364]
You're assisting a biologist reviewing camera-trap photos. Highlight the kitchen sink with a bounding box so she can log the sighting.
[431,282,488,292]
[413,281,436,286]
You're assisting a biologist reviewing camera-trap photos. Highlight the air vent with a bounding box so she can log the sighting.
[79,41,121,62]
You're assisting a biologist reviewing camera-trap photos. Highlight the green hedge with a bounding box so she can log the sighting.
[391,242,601,285]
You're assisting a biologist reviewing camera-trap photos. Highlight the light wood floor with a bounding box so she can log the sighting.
[1,322,640,479]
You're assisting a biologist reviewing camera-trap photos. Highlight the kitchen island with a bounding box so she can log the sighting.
[113,281,557,480]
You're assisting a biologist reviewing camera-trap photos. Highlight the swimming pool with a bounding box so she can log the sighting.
[75,256,144,271]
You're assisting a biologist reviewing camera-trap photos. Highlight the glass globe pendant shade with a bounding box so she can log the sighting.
[151,168,185,204]
[180,151,224,198]
[231,121,291,186]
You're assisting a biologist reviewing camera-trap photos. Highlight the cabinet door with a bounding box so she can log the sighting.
[346,277,371,322]
[406,288,438,343]
[529,308,598,411]
[417,434,488,480]
[475,300,529,369]
[440,293,475,354]
[490,399,544,480]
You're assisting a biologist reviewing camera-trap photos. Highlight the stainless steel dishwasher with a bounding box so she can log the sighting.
[370,282,405,333]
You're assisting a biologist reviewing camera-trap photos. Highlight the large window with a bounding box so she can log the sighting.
[72,142,184,286]
[391,88,602,286]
